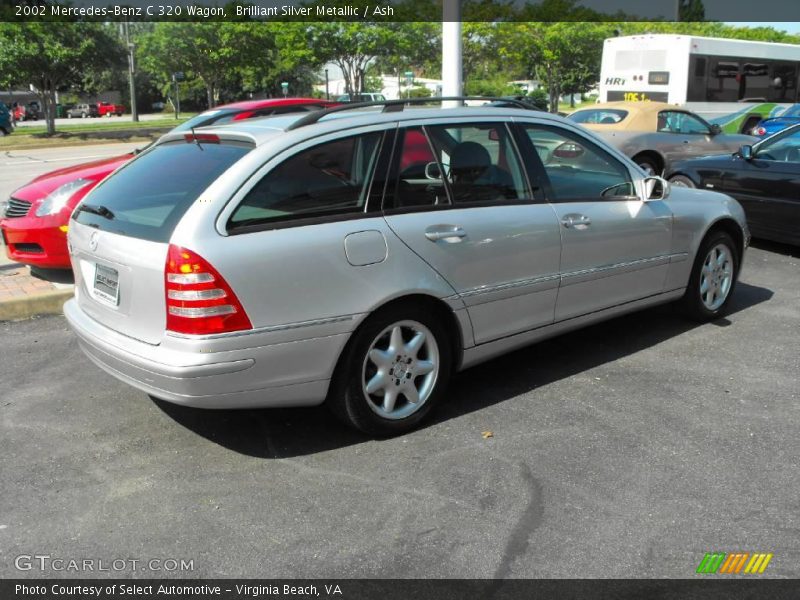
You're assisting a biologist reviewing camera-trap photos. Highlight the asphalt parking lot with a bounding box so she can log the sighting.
[0,241,798,579]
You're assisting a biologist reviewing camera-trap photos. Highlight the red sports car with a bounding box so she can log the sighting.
[1,98,336,272]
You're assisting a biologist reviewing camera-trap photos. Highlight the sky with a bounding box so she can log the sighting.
[736,22,800,34]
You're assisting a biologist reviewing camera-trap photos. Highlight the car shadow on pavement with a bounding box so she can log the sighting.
[154,281,773,458]
[29,266,75,284]
[748,239,799,258]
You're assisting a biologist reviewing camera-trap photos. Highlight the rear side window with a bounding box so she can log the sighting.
[567,109,628,124]
[228,132,382,231]
[74,141,250,243]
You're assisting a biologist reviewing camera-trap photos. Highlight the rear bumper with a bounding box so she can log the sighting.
[64,298,348,409]
[1,216,71,269]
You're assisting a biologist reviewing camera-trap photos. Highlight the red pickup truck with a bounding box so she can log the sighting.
[96,101,125,117]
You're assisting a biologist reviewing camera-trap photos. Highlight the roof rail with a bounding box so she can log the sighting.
[286,96,538,132]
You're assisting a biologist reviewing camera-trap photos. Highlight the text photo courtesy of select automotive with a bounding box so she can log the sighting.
[0,11,799,593]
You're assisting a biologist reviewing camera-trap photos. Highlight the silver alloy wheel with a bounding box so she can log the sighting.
[362,320,440,420]
[699,243,733,311]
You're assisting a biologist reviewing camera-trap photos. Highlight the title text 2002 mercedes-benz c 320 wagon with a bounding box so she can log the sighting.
[64,101,749,435]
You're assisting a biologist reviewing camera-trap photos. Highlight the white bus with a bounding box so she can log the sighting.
[599,34,800,133]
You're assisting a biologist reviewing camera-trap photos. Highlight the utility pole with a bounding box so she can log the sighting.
[442,0,462,108]
[172,73,182,119]
[121,22,138,122]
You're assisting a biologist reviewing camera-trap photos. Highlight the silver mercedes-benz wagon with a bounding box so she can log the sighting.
[64,101,749,435]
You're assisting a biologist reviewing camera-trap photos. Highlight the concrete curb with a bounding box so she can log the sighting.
[0,288,74,321]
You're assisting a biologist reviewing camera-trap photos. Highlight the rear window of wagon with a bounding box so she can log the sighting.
[73,140,251,243]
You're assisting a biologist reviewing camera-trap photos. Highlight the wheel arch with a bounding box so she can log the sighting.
[740,114,762,135]
[632,150,665,175]
[701,217,746,274]
[341,293,466,377]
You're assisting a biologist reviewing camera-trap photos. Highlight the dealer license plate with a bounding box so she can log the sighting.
[93,263,119,306]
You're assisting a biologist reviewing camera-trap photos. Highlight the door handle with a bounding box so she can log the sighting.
[425,225,466,242]
[561,214,591,229]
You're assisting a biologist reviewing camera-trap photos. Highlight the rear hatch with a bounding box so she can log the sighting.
[69,137,252,344]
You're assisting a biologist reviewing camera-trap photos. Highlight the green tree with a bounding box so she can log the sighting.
[499,22,614,112]
[371,22,441,83]
[678,0,705,21]
[0,22,124,134]
[464,76,518,97]
[305,22,397,97]
[138,23,270,109]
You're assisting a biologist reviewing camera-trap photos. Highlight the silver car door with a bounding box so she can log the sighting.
[519,122,673,322]
[382,120,562,345]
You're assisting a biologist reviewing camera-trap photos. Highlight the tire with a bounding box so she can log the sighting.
[81,112,87,119]
[668,174,696,188]
[328,303,453,436]
[635,155,660,176]
[680,230,738,322]
[67,112,73,119]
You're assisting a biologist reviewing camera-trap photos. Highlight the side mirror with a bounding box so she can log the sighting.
[740,145,753,160]
[644,176,670,201]
[424,161,442,180]
[709,124,722,135]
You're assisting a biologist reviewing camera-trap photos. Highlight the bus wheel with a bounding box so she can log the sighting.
[740,115,762,135]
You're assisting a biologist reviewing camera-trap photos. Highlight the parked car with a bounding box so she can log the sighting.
[567,102,756,176]
[11,102,26,121]
[96,101,125,117]
[667,122,800,246]
[1,98,338,272]
[11,101,41,121]
[63,103,749,436]
[336,93,386,102]
[26,101,41,120]
[0,102,12,135]
[67,103,99,118]
[750,104,800,137]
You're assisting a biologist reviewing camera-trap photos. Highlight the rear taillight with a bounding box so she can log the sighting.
[755,127,766,136]
[165,245,251,335]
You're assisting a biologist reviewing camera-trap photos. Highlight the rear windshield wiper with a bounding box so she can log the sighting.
[78,203,115,220]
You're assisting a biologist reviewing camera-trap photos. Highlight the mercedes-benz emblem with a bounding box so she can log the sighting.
[89,231,99,251]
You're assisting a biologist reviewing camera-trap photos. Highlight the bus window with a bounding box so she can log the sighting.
[688,56,707,102]
[770,63,798,102]
[707,59,739,102]
[740,62,770,100]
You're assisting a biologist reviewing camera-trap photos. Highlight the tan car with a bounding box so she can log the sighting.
[568,102,755,176]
